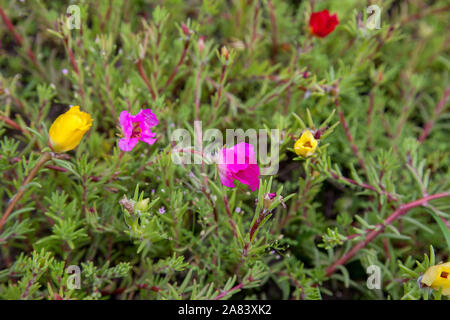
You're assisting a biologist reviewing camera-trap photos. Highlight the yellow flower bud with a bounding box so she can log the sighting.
[221,46,229,60]
[420,262,450,296]
[294,130,318,157]
[49,106,93,153]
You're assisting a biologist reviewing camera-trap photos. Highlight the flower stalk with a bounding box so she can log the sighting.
[0,152,52,231]
[325,192,450,277]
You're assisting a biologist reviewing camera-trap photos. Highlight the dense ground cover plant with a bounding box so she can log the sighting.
[0,0,449,300]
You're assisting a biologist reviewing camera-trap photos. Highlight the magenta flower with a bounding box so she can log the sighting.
[118,109,159,152]
[218,142,260,192]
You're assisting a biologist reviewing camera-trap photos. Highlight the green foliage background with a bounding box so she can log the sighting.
[0,0,449,300]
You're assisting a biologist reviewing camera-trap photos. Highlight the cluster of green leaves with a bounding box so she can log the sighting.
[0,0,449,300]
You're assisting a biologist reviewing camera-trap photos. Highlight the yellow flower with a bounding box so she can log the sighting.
[294,130,318,157]
[420,262,450,296]
[49,106,93,152]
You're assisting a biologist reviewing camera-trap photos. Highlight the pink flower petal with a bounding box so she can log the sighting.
[235,142,255,158]
[133,109,159,129]
[219,169,236,188]
[118,109,159,151]
[119,110,133,138]
[118,137,139,152]
[140,135,157,145]
[234,163,260,191]
[140,127,157,144]
[217,142,260,192]
[220,147,248,172]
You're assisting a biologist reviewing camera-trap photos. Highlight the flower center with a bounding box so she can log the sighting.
[303,141,313,148]
[131,123,142,138]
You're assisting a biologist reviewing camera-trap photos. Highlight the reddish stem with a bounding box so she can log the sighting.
[215,283,243,300]
[223,196,237,239]
[68,45,79,75]
[336,101,367,173]
[249,1,260,52]
[63,36,85,99]
[213,64,227,109]
[267,0,278,60]
[418,87,450,143]
[0,152,52,232]
[137,59,157,100]
[160,40,190,93]
[0,7,38,68]
[214,276,254,300]
[329,172,398,202]
[3,156,103,182]
[194,64,203,120]
[366,91,375,151]
[243,209,269,257]
[400,5,450,25]
[325,192,450,277]
[0,115,28,133]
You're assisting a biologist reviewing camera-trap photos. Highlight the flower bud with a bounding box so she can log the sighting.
[263,193,277,209]
[49,106,93,153]
[180,22,191,37]
[262,193,286,210]
[119,196,135,215]
[221,46,229,60]
[294,130,318,157]
[136,198,150,212]
[329,83,340,97]
[198,36,205,53]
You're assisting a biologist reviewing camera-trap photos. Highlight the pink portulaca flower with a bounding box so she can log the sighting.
[118,109,159,152]
[218,142,260,192]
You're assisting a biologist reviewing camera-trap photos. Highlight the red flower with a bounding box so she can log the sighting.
[309,10,339,38]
